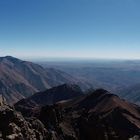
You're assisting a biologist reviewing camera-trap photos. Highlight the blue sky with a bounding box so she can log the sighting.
[0,0,140,60]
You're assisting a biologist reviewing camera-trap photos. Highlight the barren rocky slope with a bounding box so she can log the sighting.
[15,85,140,140]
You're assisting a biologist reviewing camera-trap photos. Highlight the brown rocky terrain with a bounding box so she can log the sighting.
[0,96,50,140]
[14,85,140,140]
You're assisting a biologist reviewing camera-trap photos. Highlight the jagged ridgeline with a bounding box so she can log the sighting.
[0,84,140,139]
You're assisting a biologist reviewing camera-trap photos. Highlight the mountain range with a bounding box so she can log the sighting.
[13,85,140,140]
[0,56,90,104]
[1,56,140,107]
[40,60,140,104]
[42,61,140,92]
[1,56,140,139]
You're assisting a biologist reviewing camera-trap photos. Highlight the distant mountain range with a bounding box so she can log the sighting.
[0,56,90,104]
[40,60,140,104]
[118,84,140,104]
[14,84,140,140]
[40,61,140,94]
[1,56,140,106]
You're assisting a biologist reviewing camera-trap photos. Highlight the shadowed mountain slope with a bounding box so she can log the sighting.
[15,84,83,116]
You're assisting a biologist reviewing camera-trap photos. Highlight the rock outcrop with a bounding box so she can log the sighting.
[0,104,49,140]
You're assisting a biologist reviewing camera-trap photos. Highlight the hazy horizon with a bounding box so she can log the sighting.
[2,55,140,62]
